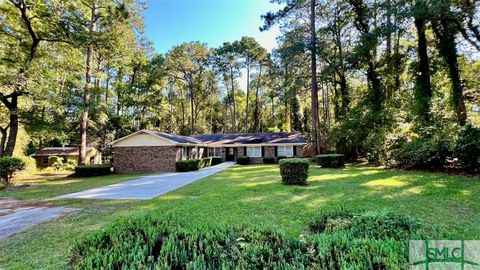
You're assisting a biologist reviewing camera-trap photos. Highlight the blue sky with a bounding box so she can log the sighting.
[143,0,282,54]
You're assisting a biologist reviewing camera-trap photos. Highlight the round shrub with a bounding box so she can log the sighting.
[0,157,26,184]
[279,158,310,185]
[262,157,275,164]
[276,155,288,162]
[316,154,345,168]
[236,156,250,165]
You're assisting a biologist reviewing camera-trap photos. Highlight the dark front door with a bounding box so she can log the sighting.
[226,147,235,161]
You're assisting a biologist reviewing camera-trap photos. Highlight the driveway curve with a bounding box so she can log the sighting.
[58,162,235,200]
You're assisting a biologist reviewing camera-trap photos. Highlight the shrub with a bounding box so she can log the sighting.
[309,233,408,269]
[455,125,480,173]
[316,154,345,168]
[388,135,454,169]
[309,209,421,240]
[71,215,410,269]
[75,164,111,177]
[0,157,26,184]
[262,157,275,164]
[71,216,310,269]
[236,156,250,165]
[50,156,77,171]
[279,158,309,185]
[276,155,288,162]
[211,157,222,165]
[177,158,214,172]
[176,159,200,172]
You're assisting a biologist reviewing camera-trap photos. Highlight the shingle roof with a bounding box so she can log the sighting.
[111,130,307,147]
[153,132,204,144]
[190,132,306,145]
[31,147,95,157]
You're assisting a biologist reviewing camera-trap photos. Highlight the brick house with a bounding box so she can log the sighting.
[31,147,102,168]
[110,130,306,173]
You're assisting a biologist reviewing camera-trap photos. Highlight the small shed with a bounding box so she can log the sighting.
[30,147,102,168]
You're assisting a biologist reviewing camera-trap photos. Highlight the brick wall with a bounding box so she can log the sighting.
[295,145,304,157]
[113,146,180,173]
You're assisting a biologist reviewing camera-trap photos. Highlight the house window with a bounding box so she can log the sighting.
[246,146,262,157]
[209,147,222,157]
[277,146,294,157]
[42,157,49,164]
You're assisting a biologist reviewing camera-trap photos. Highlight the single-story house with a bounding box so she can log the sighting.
[110,130,306,173]
[31,147,102,168]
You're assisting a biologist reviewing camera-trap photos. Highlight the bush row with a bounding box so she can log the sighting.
[386,125,480,172]
[279,158,310,185]
[176,157,220,172]
[316,154,345,168]
[74,164,112,177]
[236,156,302,165]
[71,211,420,269]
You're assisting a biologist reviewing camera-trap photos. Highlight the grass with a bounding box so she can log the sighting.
[1,173,143,201]
[0,164,479,269]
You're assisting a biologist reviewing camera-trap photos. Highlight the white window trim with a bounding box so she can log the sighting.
[209,147,222,157]
[246,146,262,157]
[277,145,294,157]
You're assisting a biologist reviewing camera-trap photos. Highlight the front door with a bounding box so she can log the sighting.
[226,147,235,161]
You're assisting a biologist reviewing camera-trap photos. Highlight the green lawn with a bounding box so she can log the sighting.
[0,164,479,269]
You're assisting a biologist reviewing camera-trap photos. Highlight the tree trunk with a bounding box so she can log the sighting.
[3,94,19,157]
[0,126,7,157]
[189,86,195,134]
[310,0,320,157]
[414,13,432,124]
[0,0,42,157]
[230,67,237,132]
[253,64,262,132]
[245,56,250,132]
[79,3,96,164]
[433,19,468,125]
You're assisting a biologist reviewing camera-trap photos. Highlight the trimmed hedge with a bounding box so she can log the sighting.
[176,159,199,172]
[316,154,345,168]
[279,158,310,185]
[262,157,276,164]
[75,164,111,177]
[211,157,222,165]
[236,156,250,165]
[70,215,411,269]
[176,157,215,172]
[276,156,288,162]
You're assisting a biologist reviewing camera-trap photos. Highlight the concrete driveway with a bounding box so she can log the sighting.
[58,162,235,200]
